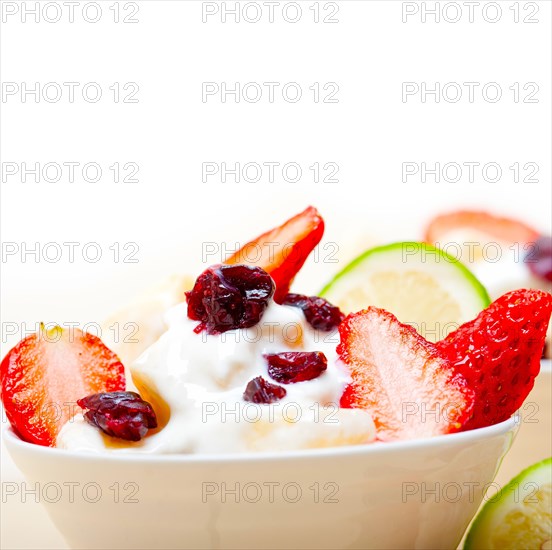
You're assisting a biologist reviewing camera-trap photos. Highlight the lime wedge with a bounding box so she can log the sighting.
[319,242,490,342]
[464,457,552,549]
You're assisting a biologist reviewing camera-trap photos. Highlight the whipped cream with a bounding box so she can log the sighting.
[57,302,376,453]
[435,229,551,298]
[470,256,548,300]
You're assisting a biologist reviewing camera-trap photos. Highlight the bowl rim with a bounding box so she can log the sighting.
[2,415,519,464]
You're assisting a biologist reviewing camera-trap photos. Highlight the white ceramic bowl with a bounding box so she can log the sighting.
[3,418,518,550]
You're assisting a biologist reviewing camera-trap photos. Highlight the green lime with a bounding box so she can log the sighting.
[464,457,552,549]
[320,242,490,342]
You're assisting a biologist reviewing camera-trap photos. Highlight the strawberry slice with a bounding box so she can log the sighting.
[225,206,324,302]
[338,308,474,441]
[0,326,126,446]
[436,289,552,430]
[425,210,539,245]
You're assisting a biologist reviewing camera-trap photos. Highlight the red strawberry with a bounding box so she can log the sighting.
[0,326,126,446]
[425,210,540,245]
[338,307,474,441]
[436,289,552,430]
[225,206,324,303]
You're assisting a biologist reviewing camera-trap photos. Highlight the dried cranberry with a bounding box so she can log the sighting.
[77,391,157,442]
[243,376,286,404]
[282,293,345,331]
[525,235,552,282]
[186,264,275,334]
[265,351,328,384]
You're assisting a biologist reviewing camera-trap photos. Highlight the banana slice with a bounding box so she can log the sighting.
[101,274,194,367]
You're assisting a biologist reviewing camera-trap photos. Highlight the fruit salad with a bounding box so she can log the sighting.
[424,210,552,303]
[1,207,551,453]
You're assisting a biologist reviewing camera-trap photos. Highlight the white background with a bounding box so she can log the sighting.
[1,1,551,548]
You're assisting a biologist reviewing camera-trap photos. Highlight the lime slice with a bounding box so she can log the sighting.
[319,242,490,342]
[464,457,552,549]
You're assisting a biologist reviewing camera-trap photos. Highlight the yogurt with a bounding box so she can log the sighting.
[57,301,376,453]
